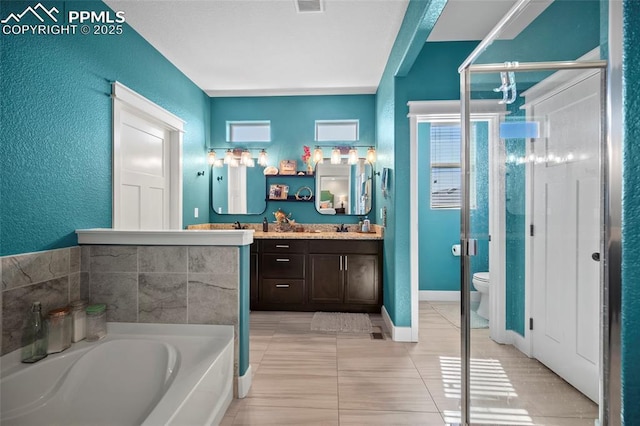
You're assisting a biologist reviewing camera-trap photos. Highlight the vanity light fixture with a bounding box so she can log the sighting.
[207,150,217,165]
[313,146,324,164]
[330,147,341,164]
[223,149,234,164]
[347,148,358,165]
[366,146,377,163]
[241,150,253,166]
[213,159,224,168]
[258,149,268,166]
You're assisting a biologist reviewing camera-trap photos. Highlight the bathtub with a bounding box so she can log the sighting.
[1,322,233,426]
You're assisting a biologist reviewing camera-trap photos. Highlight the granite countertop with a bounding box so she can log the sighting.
[187,223,383,240]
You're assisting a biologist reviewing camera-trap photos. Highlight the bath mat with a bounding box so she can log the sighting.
[310,312,373,333]
[431,302,489,329]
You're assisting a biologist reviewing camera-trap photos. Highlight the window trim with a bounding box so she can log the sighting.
[226,120,271,143]
[315,119,359,142]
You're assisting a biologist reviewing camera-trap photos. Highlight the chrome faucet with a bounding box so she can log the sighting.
[233,221,244,230]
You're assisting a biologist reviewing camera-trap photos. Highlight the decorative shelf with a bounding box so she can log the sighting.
[267,196,315,202]
[266,174,314,178]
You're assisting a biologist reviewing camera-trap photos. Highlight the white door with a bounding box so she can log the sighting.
[530,72,601,402]
[116,109,171,229]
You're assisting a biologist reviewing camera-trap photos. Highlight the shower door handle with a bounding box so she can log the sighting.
[592,252,600,262]
[466,239,478,256]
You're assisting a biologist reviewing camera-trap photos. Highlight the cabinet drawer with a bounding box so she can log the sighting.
[261,240,308,253]
[309,240,380,255]
[261,254,305,278]
[262,279,304,304]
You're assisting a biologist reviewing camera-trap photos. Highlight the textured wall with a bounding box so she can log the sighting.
[209,95,376,225]
[0,0,211,257]
[622,0,640,421]
[375,0,447,327]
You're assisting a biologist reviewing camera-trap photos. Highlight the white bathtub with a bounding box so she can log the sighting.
[1,322,234,426]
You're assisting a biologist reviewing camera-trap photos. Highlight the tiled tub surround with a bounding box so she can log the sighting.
[80,245,244,382]
[1,247,82,355]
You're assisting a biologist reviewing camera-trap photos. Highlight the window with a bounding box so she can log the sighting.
[315,120,359,142]
[430,122,476,209]
[227,121,271,143]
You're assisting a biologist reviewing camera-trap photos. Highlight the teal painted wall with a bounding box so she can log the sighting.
[375,0,447,327]
[418,120,489,292]
[209,95,375,225]
[622,0,640,421]
[0,0,211,256]
[503,103,527,336]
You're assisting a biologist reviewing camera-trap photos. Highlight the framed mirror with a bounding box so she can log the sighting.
[315,159,372,215]
[211,164,267,214]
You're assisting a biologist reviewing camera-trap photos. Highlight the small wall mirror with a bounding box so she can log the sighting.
[211,165,267,214]
[315,159,372,215]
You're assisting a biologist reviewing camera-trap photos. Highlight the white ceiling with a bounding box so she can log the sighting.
[104,0,549,97]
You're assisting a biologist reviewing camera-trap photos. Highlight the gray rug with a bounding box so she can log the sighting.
[310,312,373,333]
[431,302,489,329]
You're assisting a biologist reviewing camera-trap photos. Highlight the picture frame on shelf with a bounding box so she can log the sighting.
[279,160,297,175]
[269,184,289,200]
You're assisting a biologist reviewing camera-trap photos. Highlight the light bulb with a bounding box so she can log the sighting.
[258,149,268,166]
[223,149,233,164]
[366,147,376,163]
[207,150,216,165]
[348,148,358,165]
[331,147,341,165]
[246,158,255,167]
[241,150,252,166]
[313,147,324,164]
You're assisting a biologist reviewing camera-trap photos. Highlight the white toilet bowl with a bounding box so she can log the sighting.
[472,272,490,320]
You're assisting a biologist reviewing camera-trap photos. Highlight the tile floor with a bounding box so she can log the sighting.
[221,302,598,425]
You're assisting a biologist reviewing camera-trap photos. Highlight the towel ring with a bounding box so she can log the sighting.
[295,186,313,201]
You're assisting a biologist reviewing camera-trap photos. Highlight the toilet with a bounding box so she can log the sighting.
[472,272,490,320]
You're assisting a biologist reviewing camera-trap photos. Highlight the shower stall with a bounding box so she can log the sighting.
[455,0,618,425]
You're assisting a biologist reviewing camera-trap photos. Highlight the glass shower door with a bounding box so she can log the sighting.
[459,63,606,425]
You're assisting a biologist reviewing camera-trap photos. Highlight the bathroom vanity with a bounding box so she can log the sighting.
[250,232,383,313]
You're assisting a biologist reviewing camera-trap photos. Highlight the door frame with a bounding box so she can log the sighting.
[408,100,506,343]
[112,81,184,229]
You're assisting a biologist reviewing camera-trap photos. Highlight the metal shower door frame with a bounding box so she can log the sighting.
[458,58,609,426]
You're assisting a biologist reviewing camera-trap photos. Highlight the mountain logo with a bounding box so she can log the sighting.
[1,3,59,24]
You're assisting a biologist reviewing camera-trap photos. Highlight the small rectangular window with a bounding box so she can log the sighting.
[429,123,476,209]
[227,121,271,143]
[315,120,359,142]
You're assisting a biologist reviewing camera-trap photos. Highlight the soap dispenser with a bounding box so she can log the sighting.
[262,217,269,232]
[21,301,48,363]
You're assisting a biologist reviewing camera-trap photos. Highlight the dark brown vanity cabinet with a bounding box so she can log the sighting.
[253,239,308,308]
[308,241,381,311]
[251,238,382,313]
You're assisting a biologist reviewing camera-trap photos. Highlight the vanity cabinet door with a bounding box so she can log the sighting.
[344,254,379,305]
[309,254,344,303]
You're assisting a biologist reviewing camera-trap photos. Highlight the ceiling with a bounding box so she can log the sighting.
[104,0,548,97]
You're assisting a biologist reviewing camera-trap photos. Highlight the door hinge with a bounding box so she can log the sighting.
[530,224,534,237]
[529,318,534,330]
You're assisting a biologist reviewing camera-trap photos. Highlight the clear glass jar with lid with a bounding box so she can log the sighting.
[47,307,72,353]
[70,300,87,342]
[86,303,107,342]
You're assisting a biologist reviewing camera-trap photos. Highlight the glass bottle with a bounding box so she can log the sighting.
[21,301,48,363]
[70,300,87,342]
[86,303,107,342]
[47,307,72,354]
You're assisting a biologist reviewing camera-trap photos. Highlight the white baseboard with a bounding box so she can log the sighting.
[419,290,480,302]
[507,330,532,357]
[237,364,252,398]
[382,305,416,342]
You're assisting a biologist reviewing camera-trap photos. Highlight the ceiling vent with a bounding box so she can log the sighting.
[295,0,323,13]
